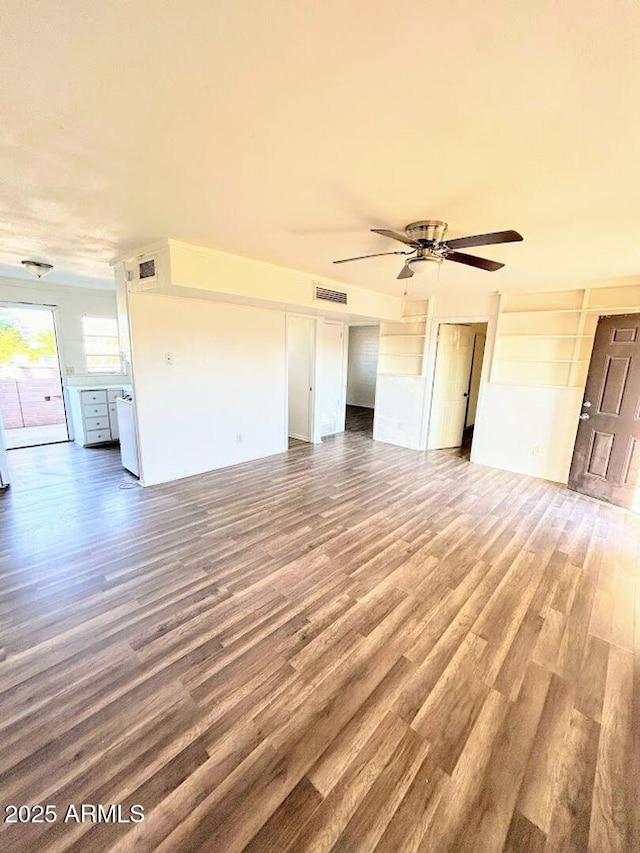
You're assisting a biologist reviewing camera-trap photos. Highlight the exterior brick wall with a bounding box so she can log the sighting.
[346,325,379,409]
[0,378,66,428]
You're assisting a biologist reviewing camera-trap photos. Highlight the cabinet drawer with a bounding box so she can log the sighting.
[81,390,107,405]
[107,388,123,402]
[85,429,112,445]
[83,403,108,418]
[85,416,110,431]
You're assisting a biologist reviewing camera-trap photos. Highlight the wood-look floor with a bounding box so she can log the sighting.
[0,434,639,852]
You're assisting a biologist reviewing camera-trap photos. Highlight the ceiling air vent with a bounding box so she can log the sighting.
[314,284,347,305]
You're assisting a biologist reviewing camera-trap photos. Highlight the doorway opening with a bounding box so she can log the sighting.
[286,316,349,447]
[345,324,379,436]
[0,304,69,449]
[428,322,488,455]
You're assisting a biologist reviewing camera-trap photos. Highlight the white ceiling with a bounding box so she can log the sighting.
[1,0,639,299]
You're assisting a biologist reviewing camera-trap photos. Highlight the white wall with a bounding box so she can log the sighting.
[432,290,493,320]
[346,325,378,408]
[471,384,583,482]
[373,374,428,450]
[128,292,287,486]
[0,276,128,388]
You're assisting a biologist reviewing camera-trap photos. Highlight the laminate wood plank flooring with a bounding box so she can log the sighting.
[0,436,639,852]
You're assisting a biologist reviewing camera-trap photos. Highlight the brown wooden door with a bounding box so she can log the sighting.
[568,313,640,510]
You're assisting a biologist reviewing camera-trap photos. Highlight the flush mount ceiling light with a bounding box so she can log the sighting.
[21,260,54,279]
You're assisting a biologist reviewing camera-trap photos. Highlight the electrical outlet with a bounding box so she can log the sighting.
[66,365,75,376]
[532,445,540,456]
[398,423,404,431]
[236,433,243,444]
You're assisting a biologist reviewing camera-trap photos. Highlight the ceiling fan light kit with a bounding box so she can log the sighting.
[333,219,523,280]
[406,254,443,274]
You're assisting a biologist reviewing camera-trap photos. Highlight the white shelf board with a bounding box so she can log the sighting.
[498,334,592,339]
[494,358,589,364]
[488,380,581,389]
[501,308,583,315]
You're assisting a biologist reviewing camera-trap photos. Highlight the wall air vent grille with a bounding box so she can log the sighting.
[139,259,156,279]
[315,285,347,305]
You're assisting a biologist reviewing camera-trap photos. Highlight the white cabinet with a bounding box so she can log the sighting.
[0,410,9,487]
[108,403,120,439]
[106,388,122,440]
[69,387,124,446]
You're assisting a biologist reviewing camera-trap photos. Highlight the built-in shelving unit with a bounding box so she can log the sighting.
[492,284,640,388]
[378,299,429,376]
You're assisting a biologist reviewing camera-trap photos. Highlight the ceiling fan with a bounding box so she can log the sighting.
[333,220,523,279]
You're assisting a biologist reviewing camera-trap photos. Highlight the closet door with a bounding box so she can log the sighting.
[287,315,315,442]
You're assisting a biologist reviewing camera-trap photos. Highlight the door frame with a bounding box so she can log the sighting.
[0,300,71,444]
[422,313,494,452]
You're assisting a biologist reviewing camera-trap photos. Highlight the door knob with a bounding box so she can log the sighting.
[579,413,590,420]
[583,401,592,408]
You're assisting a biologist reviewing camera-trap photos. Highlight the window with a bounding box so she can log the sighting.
[82,317,122,374]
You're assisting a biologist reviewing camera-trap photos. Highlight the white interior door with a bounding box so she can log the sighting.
[465,332,486,427]
[428,324,475,449]
[287,315,315,441]
[316,321,346,437]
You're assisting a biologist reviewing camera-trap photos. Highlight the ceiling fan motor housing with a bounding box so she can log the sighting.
[405,220,448,245]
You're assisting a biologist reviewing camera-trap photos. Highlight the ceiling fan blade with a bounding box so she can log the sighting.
[371,228,419,247]
[445,250,504,272]
[333,250,411,264]
[445,229,523,250]
[397,265,414,280]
